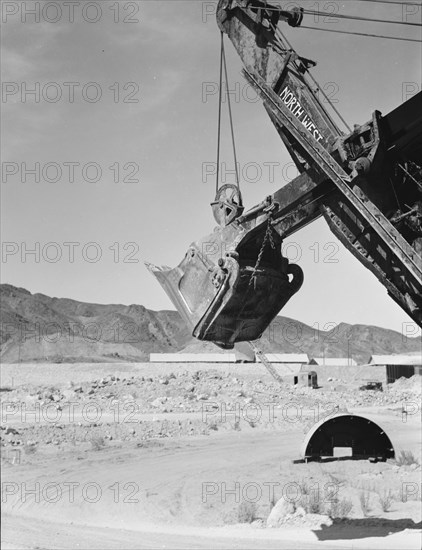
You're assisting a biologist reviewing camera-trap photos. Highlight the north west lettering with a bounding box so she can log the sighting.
[279,86,324,143]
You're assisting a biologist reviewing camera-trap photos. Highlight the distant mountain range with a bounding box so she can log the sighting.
[0,284,420,364]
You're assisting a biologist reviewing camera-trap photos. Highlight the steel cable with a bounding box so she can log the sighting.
[299,24,421,42]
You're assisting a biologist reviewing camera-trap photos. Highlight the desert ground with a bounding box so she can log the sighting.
[1,361,421,549]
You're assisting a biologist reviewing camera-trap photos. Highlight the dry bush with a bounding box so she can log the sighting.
[269,491,277,511]
[300,493,325,515]
[359,491,371,517]
[350,479,377,493]
[378,489,394,512]
[395,450,419,466]
[327,472,345,486]
[245,420,257,428]
[90,435,105,450]
[298,478,311,495]
[237,500,258,523]
[328,498,353,519]
[23,443,37,455]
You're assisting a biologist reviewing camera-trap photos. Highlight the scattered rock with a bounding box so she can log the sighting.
[294,506,306,517]
[267,498,295,527]
[62,389,75,399]
[196,394,209,401]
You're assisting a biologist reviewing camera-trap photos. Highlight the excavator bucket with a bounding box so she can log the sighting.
[146,211,303,349]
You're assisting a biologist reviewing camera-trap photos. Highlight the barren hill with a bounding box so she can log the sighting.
[0,284,420,363]
[0,284,191,363]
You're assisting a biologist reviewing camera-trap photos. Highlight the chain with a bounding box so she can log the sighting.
[249,215,276,289]
[223,214,279,362]
[221,214,277,345]
[245,216,285,385]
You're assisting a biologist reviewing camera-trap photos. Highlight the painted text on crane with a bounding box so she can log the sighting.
[280,86,324,144]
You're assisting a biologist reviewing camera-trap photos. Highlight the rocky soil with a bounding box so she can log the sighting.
[1,368,420,455]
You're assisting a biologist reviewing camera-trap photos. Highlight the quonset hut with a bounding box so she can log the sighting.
[301,413,395,461]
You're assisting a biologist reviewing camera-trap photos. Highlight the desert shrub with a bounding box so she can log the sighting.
[395,450,419,466]
[328,498,353,519]
[378,489,394,512]
[269,491,277,511]
[298,479,310,495]
[90,436,105,450]
[328,472,343,485]
[300,493,325,514]
[359,491,371,517]
[23,443,37,455]
[398,488,407,503]
[237,500,258,523]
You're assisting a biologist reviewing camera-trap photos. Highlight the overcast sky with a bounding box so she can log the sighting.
[1,0,421,334]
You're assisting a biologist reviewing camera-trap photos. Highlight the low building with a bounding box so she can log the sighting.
[368,354,422,384]
[150,341,256,363]
[149,353,238,363]
[261,353,309,364]
[293,367,318,388]
[309,357,357,367]
[151,350,309,364]
[256,353,314,385]
[257,362,317,388]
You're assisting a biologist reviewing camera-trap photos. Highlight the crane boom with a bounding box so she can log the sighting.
[147,0,422,348]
